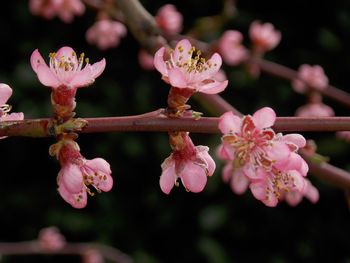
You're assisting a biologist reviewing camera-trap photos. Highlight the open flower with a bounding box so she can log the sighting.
[160,133,215,194]
[31,46,106,90]
[218,107,310,207]
[154,39,228,94]
[0,83,24,128]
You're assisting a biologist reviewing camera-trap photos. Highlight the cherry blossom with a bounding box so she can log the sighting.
[31,46,106,90]
[218,107,311,207]
[138,49,155,70]
[154,39,228,94]
[218,30,247,65]
[292,64,329,93]
[249,21,281,52]
[160,132,215,194]
[52,138,113,209]
[29,0,85,23]
[86,20,127,50]
[155,4,183,34]
[295,102,334,117]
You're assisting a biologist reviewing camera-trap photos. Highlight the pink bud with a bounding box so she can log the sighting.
[38,227,66,251]
[249,21,281,52]
[155,4,183,34]
[218,30,247,65]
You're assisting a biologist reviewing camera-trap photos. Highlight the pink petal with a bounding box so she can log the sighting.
[204,53,223,77]
[168,67,188,88]
[197,80,228,94]
[289,170,305,192]
[231,168,250,194]
[56,46,76,60]
[60,163,84,194]
[249,181,268,201]
[218,111,242,134]
[282,134,306,148]
[267,141,290,163]
[304,180,319,203]
[0,84,12,105]
[159,159,176,194]
[153,47,168,76]
[180,161,207,193]
[30,49,46,74]
[216,143,235,160]
[69,66,94,88]
[90,58,106,79]
[173,39,192,63]
[36,64,60,88]
[86,158,111,174]
[252,107,276,129]
[285,191,303,206]
[58,183,87,209]
[196,146,216,176]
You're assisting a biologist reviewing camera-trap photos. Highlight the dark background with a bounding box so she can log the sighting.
[0,0,349,262]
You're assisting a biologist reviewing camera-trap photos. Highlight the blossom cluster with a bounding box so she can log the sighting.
[218,107,318,207]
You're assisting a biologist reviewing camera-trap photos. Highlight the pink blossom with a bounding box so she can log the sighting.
[336,131,350,142]
[86,20,127,50]
[0,84,24,131]
[292,64,329,93]
[218,30,247,65]
[54,140,113,208]
[154,39,228,94]
[160,133,215,194]
[138,49,155,70]
[29,0,85,23]
[249,21,281,52]
[155,4,183,34]
[218,107,310,207]
[31,46,106,90]
[295,103,334,117]
[38,227,66,251]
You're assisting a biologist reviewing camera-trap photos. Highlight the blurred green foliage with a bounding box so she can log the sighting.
[0,0,349,262]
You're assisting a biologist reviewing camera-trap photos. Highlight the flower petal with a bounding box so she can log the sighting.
[159,159,176,194]
[218,111,242,134]
[231,168,249,194]
[60,163,84,194]
[0,112,24,121]
[58,183,87,209]
[0,84,12,105]
[90,58,106,79]
[282,134,306,148]
[222,162,233,183]
[69,66,94,88]
[153,47,168,76]
[168,67,188,88]
[36,64,60,88]
[30,49,46,74]
[173,39,192,63]
[252,107,276,129]
[180,161,207,193]
[198,80,228,94]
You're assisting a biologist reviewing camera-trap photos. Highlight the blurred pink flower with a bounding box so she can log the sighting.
[160,133,215,194]
[29,0,85,23]
[218,30,247,65]
[138,49,155,70]
[86,20,127,50]
[295,103,334,117]
[155,4,183,34]
[38,227,66,251]
[0,83,24,138]
[82,249,104,263]
[249,21,281,52]
[336,131,350,142]
[31,46,106,90]
[292,64,329,93]
[154,39,228,94]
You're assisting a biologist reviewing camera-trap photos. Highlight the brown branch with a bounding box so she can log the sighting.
[2,114,350,137]
[0,241,133,263]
